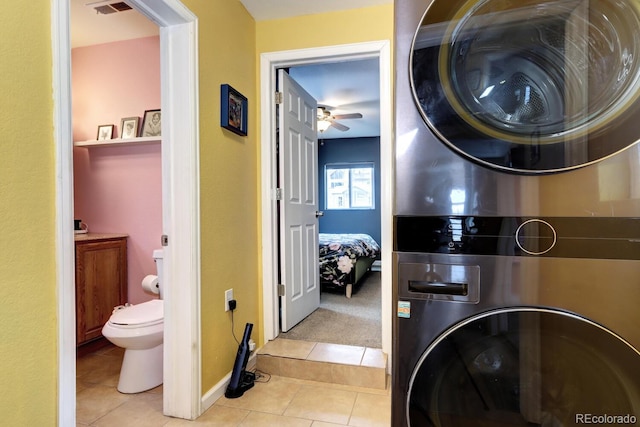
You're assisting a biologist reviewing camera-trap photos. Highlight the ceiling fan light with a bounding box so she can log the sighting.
[317,120,331,133]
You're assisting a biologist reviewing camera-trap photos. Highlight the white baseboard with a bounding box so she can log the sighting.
[371,260,382,272]
[200,351,258,413]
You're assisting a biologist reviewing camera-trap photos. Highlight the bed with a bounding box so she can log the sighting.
[319,233,381,298]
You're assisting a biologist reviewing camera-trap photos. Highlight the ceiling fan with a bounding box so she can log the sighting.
[317,106,363,132]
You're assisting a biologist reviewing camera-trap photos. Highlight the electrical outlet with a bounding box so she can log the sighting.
[225,289,234,312]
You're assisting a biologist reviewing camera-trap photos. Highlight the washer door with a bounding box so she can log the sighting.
[411,0,640,173]
[407,308,640,426]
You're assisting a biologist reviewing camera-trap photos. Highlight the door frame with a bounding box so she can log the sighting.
[259,41,393,359]
[53,0,202,424]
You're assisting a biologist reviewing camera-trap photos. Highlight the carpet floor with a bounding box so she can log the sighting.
[279,271,382,348]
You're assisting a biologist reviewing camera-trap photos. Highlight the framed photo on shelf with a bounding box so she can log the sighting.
[97,124,114,140]
[220,84,248,136]
[141,109,161,137]
[120,117,139,139]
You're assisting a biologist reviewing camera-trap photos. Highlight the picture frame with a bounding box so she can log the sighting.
[120,117,140,139]
[140,109,162,137]
[220,84,248,136]
[97,124,114,141]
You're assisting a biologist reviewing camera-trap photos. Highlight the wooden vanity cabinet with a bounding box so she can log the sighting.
[75,234,128,346]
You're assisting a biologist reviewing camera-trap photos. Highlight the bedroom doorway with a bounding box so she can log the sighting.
[260,41,393,359]
[276,64,381,346]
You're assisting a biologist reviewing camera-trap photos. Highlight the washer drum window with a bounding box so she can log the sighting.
[411,0,640,173]
[407,308,640,426]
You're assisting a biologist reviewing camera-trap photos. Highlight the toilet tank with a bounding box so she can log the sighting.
[152,249,164,285]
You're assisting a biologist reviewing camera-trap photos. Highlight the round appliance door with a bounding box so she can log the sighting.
[411,0,640,173]
[407,308,640,426]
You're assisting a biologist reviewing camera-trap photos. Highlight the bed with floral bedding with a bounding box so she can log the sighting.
[319,233,380,298]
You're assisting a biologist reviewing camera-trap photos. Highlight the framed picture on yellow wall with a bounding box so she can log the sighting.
[221,84,248,136]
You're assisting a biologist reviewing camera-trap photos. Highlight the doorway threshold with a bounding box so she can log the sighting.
[256,338,387,390]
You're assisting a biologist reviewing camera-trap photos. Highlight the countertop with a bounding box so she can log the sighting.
[74,232,128,242]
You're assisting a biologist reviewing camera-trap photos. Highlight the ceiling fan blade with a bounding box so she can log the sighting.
[330,121,350,132]
[331,113,363,120]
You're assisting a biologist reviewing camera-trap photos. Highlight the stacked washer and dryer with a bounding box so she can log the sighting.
[393,0,640,425]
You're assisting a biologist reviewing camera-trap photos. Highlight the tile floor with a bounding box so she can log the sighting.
[77,343,391,426]
[257,339,387,389]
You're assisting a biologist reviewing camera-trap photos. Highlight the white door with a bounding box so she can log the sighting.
[277,69,320,332]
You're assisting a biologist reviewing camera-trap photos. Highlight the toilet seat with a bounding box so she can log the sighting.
[109,299,163,328]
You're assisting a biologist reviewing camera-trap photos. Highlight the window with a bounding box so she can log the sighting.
[325,163,374,209]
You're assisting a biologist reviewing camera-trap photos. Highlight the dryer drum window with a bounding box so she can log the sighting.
[411,0,640,173]
[406,308,640,426]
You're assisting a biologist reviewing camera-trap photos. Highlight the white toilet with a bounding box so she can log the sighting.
[102,249,164,393]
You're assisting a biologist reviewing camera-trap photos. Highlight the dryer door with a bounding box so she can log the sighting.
[407,308,640,426]
[411,0,640,173]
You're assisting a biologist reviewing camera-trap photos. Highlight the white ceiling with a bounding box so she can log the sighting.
[290,60,380,139]
[70,0,384,139]
[70,0,159,48]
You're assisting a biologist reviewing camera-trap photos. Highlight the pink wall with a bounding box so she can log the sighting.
[72,37,162,304]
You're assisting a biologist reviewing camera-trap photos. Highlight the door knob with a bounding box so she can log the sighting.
[315,211,324,218]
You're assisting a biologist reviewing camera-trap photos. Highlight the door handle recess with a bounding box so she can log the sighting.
[409,280,468,296]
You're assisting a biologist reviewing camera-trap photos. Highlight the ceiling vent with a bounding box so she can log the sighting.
[89,1,133,15]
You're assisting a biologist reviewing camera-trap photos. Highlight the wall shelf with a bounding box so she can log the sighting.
[74,136,161,147]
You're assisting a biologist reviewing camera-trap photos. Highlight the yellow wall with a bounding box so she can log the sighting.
[0,1,57,425]
[193,1,394,396]
[256,4,394,53]
[181,0,260,393]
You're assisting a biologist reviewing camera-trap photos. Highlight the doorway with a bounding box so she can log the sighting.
[260,41,393,359]
[279,61,382,347]
[53,0,201,424]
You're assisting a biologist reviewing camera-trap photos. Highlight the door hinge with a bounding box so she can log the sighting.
[278,284,285,297]
[275,91,283,104]
[161,235,169,246]
[275,188,283,200]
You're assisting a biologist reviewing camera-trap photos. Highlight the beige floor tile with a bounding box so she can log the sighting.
[215,375,302,415]
[307,343,364,366]
[165,404,249,426]
[96,344,125,358]
[239,411,312,427]
[269,375,390,396]
[92,392,168,427]
[256,354,281,375]
[331,365,386,389]
[360,348,386,369]
[76,384,130,425]
[348,393,391,427]
[259,338,316,359]
[311,422,348,426]
[76,352,122,387]
[284,384,357,425]
[279,358,333,383]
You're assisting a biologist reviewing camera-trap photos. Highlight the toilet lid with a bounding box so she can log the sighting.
[110,299,163,326]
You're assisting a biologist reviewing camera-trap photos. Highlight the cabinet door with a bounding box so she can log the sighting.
[76,238,127,345]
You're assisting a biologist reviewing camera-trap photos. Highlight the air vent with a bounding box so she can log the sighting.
[109,2,132,12]
[92,2,132,14]
[94,5,117,14]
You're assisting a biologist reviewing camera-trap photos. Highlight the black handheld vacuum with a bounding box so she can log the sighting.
[224,322,255,398]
